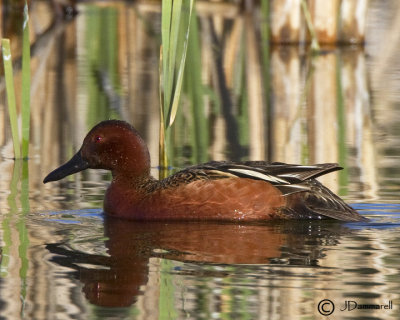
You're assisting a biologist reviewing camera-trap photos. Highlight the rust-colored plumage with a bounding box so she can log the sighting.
[43,120,367,222]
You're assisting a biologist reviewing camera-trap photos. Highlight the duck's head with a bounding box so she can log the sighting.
[43,120,151,183]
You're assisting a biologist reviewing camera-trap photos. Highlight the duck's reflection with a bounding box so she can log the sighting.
[46,218,353,307]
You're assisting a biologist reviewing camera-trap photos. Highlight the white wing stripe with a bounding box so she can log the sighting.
[228,168,288,184]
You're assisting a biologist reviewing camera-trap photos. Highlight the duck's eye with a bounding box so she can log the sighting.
[95,136,103,142]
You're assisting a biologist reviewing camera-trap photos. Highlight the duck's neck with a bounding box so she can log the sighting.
[111,160,155,188]
[110,133,154,185]
[111,169,157,188]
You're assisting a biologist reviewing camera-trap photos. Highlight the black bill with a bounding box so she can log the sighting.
[43,151,89,183]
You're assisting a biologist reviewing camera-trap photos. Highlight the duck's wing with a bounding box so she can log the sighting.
[239,161,341,182]
[163,161,366,222]
[163,162,340,194]
[181,161,342,192]
[197,162,366,222]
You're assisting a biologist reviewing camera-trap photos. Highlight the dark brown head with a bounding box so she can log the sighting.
[43,120,151,183]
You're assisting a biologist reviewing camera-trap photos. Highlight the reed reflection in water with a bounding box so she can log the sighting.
[0,0,400,319]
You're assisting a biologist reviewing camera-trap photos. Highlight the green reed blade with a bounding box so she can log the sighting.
[167,0,182,91]
[2,39,21,159]
[166,0,194,127]
[21,1,31,159]
[159,0,195,172]
[161,1,173,119]
[185,10,208,163]
[161,0,194,126]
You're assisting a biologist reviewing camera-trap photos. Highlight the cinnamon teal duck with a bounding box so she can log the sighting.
[43,120,367,222]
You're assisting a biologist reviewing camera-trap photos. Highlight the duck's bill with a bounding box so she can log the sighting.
[43,151,89,183]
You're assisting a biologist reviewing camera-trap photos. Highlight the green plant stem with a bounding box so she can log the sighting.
[21,1,31,159]
[159,0,195,174]
[2,39,21,159]
[21,2,31,158]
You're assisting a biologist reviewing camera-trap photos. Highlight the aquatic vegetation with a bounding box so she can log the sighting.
[1,1,31,159]
[159,0,194,175]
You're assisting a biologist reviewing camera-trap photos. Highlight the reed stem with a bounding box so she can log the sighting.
[2,39,21,159]
[21,1,31,159]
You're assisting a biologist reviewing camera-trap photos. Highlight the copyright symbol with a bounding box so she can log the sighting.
[318,299,335,316]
